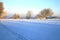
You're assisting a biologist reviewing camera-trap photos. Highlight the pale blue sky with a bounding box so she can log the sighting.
[0,0,60,16]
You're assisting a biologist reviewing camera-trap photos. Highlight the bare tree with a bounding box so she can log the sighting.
[26,11,32,19]
[11,13,20,19]
[41,8,53,16]
[36,8,53,19]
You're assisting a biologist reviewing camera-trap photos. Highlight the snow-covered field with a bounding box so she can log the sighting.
[0,19,60,40]
[1,19,60,25]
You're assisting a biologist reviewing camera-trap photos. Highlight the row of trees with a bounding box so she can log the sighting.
[27,8,53,19]
[10,11,32,19]
[0,8,54,19]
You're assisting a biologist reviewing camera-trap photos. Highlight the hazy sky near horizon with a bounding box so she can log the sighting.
[0,0,60,16]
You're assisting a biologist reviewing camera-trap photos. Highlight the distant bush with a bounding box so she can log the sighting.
[11,13,20,19]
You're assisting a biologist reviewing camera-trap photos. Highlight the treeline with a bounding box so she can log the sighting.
[0,8,54,19]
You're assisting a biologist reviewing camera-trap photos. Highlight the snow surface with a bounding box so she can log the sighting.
[0,19,60,40]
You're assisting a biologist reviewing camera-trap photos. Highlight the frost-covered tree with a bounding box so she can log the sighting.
[0,11,7,19]
[26,11,32,19]
[0,2,4,18]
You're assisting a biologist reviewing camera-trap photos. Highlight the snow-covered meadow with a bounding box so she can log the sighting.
[0,19,60,40]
